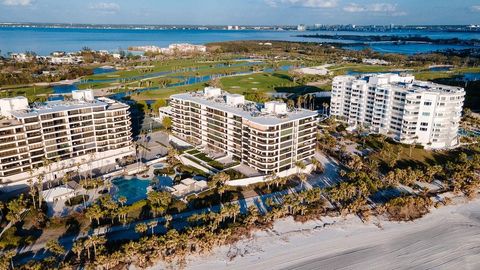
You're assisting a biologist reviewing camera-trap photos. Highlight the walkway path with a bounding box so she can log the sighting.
[17,151,340,263]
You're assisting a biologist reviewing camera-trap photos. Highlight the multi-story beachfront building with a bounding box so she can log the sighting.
[331,73,465,149]
[0,90,134,190]
[170,87,317,175]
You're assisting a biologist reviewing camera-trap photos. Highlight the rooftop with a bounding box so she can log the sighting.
[171,89,317,126]
[41,186,75,202]
[9,96,129,118]
[339,73,464,95]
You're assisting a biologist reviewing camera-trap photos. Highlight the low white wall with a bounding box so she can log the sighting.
[145,157,167,166]
[169,135,192,148]
[227,164,314,187]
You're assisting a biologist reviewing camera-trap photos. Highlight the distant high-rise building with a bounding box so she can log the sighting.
[331,74,465,149]
[297,24,306,31]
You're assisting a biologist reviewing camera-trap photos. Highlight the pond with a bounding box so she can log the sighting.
[462,72,480,82]
[93,66,117,75]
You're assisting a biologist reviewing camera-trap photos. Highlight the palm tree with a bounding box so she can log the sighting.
[148,220,158,235]
[286,99,295,109]
[71,241,83,261]
[408,136,419,158]
[229,203,240,223]
[295,160,306,175]
[118,206,129,225]
[322,102,329,115]
[87,235,106,259]
[27,177,37,210]
[135,223,148,236]
[45,239,65,257]
[36,173,44,209]
[298,173,308,189]
[85,204,103,225]
[0,250,16,270]
[265,172,277,190]
[118,196,127,207]
[164,214,173,229]
[296,95,303,109]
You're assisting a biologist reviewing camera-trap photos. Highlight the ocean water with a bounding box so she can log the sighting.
[0,27,479,56]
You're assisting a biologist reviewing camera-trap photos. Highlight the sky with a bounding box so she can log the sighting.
[0,0,479,25]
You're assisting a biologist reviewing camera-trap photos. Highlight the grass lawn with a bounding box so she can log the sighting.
[221,72,295,94]
[131,83,205,101]
[221,72,330,96]
[83,59,251,81]
[0,85,53,102]
[185,149,201,155]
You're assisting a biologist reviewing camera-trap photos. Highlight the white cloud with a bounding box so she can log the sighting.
[343,3,406,15]
[471,5,480,12]
[89,2,120,14]
[2,0,32,6]
[266,0,339,8]
[343,3,365,12]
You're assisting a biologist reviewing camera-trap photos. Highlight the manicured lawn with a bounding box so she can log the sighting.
[194,152,215,163]
[83,59,251,81]
[131,83,205,100]
[0,85,53,102]
[221,72,296,94]
[185,149,201,155]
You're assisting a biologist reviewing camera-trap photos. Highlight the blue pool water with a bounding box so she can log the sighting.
[112,177,152,205]
[112,175,174,204]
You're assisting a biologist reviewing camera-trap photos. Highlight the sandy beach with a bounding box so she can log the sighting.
[181,197,480,270]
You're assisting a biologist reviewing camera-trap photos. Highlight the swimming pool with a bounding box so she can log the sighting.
[112,175,174,204]
[112,177,152,204]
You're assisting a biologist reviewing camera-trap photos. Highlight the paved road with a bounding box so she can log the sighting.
[17,151,340,263]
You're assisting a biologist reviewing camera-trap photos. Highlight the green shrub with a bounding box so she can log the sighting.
[194,153,214,162]
[208,160,225,170]
[154,167,175,175]
[223,169,246,180]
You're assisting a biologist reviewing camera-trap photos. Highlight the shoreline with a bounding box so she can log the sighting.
[172,196,480,270]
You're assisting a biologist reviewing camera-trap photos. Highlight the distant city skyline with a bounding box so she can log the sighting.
[0,0,479,25]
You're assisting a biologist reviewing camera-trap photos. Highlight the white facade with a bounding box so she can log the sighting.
[132,43,206,54]
[331,73,465,149]
[158,106,173,121]
[0,90,134,190]
[170,88,317,175]
[362,58,391,65]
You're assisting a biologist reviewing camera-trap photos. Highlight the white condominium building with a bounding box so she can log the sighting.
[0,90,134,190]
[170,87,317,175]
[331,73,465,149]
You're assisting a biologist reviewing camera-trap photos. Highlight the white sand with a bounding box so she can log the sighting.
[185,198,480,270]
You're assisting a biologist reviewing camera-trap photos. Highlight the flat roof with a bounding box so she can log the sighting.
[41,186,75,201]
[339,73,464,95]
[171,92,317,126]
[392,81,465,95]
[10,98,129,118]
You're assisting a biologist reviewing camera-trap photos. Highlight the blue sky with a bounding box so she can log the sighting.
[0,0,479,25]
